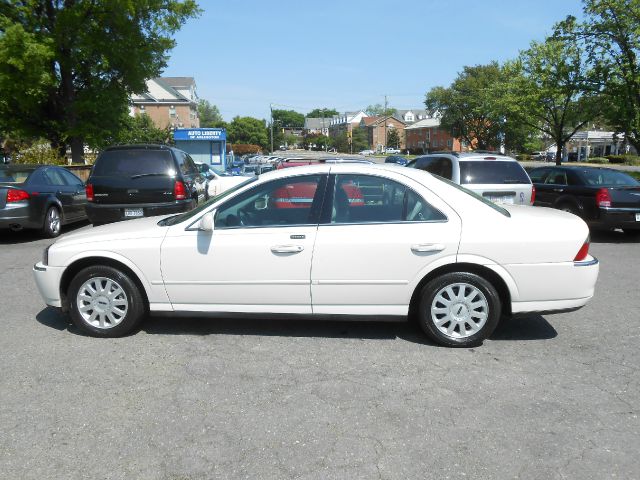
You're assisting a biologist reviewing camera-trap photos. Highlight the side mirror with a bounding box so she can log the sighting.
[198,210,216,232]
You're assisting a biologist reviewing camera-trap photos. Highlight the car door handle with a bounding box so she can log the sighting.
[553,188,564,192]
[271,245,304,254]
[411,243,445,253]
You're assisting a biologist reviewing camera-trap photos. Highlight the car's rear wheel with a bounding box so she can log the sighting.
[418,272,501,347]
[559,203,579,216]
[42,206,61,238]
[68,265,146,337]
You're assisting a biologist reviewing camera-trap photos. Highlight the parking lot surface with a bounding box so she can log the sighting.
[0,224,638,479]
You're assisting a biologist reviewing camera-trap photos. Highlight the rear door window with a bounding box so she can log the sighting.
[428,157,453,180]
[528,168,551,183]
[459,161,531,184]
[93,149,175,176]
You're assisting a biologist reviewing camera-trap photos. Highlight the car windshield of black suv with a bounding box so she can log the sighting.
[580,169,640,186]
[460,161,531,184]
[93,150,175,177]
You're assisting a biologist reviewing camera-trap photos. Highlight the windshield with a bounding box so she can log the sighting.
[579,169,640,186]
[160,176,257,226]
[459,161,531,184]
[432,175,511,217]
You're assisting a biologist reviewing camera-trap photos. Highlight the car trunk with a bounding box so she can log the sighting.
[609,186,640,209]
[460,160,533,205]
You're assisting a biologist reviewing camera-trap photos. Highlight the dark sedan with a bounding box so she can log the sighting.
[384,155,409,166]
[0,164,88,237]
[529,165,640,235]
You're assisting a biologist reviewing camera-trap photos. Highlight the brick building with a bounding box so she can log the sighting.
[130,77,200,130]
[405,118,468,154]
[360,116,407,151]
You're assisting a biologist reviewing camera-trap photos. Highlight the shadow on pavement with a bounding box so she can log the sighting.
[590,229,640,244]
[0,220,90,245]
[491,314,557,341]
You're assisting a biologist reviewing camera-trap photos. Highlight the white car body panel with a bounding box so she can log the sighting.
[207,173,246,198]
[33,163,599,326]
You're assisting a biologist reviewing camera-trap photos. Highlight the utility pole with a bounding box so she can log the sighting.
[269,103,274,154]
[383,95,388,150]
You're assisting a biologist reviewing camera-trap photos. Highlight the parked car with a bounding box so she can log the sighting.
[528,165,640,235]
[359,149,374,156]
[406,152,534,205]
[385,155,409,166]
[85,145,206,226]
[34,163,598,347]
[385,147,401,154]
[0,164,87,237]
[206,170,248,197]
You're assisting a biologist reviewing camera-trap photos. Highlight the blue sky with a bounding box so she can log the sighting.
[162,0,584,121]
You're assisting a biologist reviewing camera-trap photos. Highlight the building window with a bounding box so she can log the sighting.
[447,139,453,148]
[405,113,414,122]
[169,105,176,118]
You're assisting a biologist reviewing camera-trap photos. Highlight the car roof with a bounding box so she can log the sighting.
[104,144,175,151]
[254,162,428,182]
[418,151,518,162]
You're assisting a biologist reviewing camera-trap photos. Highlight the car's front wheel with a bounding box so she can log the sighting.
[42,206,61,238]
[418,272,501,347]
[68,265,146,337]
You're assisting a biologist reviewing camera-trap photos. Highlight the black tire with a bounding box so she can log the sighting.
[68,265,146,337]
[417,272,501,348]
[622,229,640,238]
[42,206,61,238]
[558,203,579,216]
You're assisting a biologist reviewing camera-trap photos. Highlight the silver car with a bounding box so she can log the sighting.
[406,151,534,205]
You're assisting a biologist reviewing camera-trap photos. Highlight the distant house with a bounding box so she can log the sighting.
[130,77,200,130]
[394,109,429,125]
[304,118,330,136]
[360,116,407,151]
[405,118,467,153]
[565,130,631,161]
[328,111,368,138]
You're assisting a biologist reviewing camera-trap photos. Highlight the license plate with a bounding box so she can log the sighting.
[486,196,514,204]
[124,208,144,218]
[636,213,640,221]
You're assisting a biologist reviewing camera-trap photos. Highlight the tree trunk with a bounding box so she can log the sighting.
[69,136,84,164]
[555,140,564,166]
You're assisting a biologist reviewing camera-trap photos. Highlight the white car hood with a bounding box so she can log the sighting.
[54,216,170,248]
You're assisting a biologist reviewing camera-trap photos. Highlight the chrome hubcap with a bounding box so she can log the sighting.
[76,277,128,329]
[48,209,60,234]
[431,283,488,339]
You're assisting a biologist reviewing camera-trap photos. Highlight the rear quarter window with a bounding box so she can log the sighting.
[459,161,531,185]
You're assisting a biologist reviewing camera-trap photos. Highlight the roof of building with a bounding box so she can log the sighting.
[405,118,442,130]
[161,77,196,88]
[304,118,331,130]
[131,77,195,104]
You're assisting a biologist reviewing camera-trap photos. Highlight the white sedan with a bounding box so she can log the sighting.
[206,170,247,198]
[33,164,599,347]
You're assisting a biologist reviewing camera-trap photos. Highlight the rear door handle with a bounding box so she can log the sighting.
[271,245,304,254]
[553,188,564,192]
[411,243,445,253]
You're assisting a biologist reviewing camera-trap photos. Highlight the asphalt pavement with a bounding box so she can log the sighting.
[0,224,638,480]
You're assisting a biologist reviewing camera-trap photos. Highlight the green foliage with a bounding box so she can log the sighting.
[106,114,171,146]
[606,154,640,165]
[306,108,338,118]
[587,156,609,164]
[351,128,369,152]
[303,133,330,150]
[501,24,599,165]
[386,128,400,148]
[0,0,201,162]
[227,116,269,150]
[577,1,640,152]
[425,63,507,150]
[13,141,67,165]
[365,104,396,117]
[272,109,305,128]
[198,99,224,128]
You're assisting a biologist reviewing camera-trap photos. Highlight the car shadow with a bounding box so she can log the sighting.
[590,229,639,244]
[491,314,557,341]
[35,306,558,346]
[0,220,90,245]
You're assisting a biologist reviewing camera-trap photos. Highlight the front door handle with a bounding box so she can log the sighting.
[411,243,445,253]
[553,188,564,192]
[271,245,304,254]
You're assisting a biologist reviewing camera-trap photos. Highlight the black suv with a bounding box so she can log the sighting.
[85,145,206,225]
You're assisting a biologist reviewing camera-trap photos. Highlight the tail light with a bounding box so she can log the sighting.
[174,180,187,200]
[85,183,94,202]
[530,185,536,205]
[596,188,611,208]
[6,189,30,203]
[574,237,590,261]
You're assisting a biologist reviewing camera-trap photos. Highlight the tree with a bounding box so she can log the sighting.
[227,116,269,150]
[502,26,599,165]
[425,63,507,150]
[272,109,305,128]
[386,128,400,148]
[109,114,171,146]
[351,128,369,152]
[0,1,200,163]
[306,108,338,118]
[365,104,396,117]
[577,0,640,152]
[198,99,224,128]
